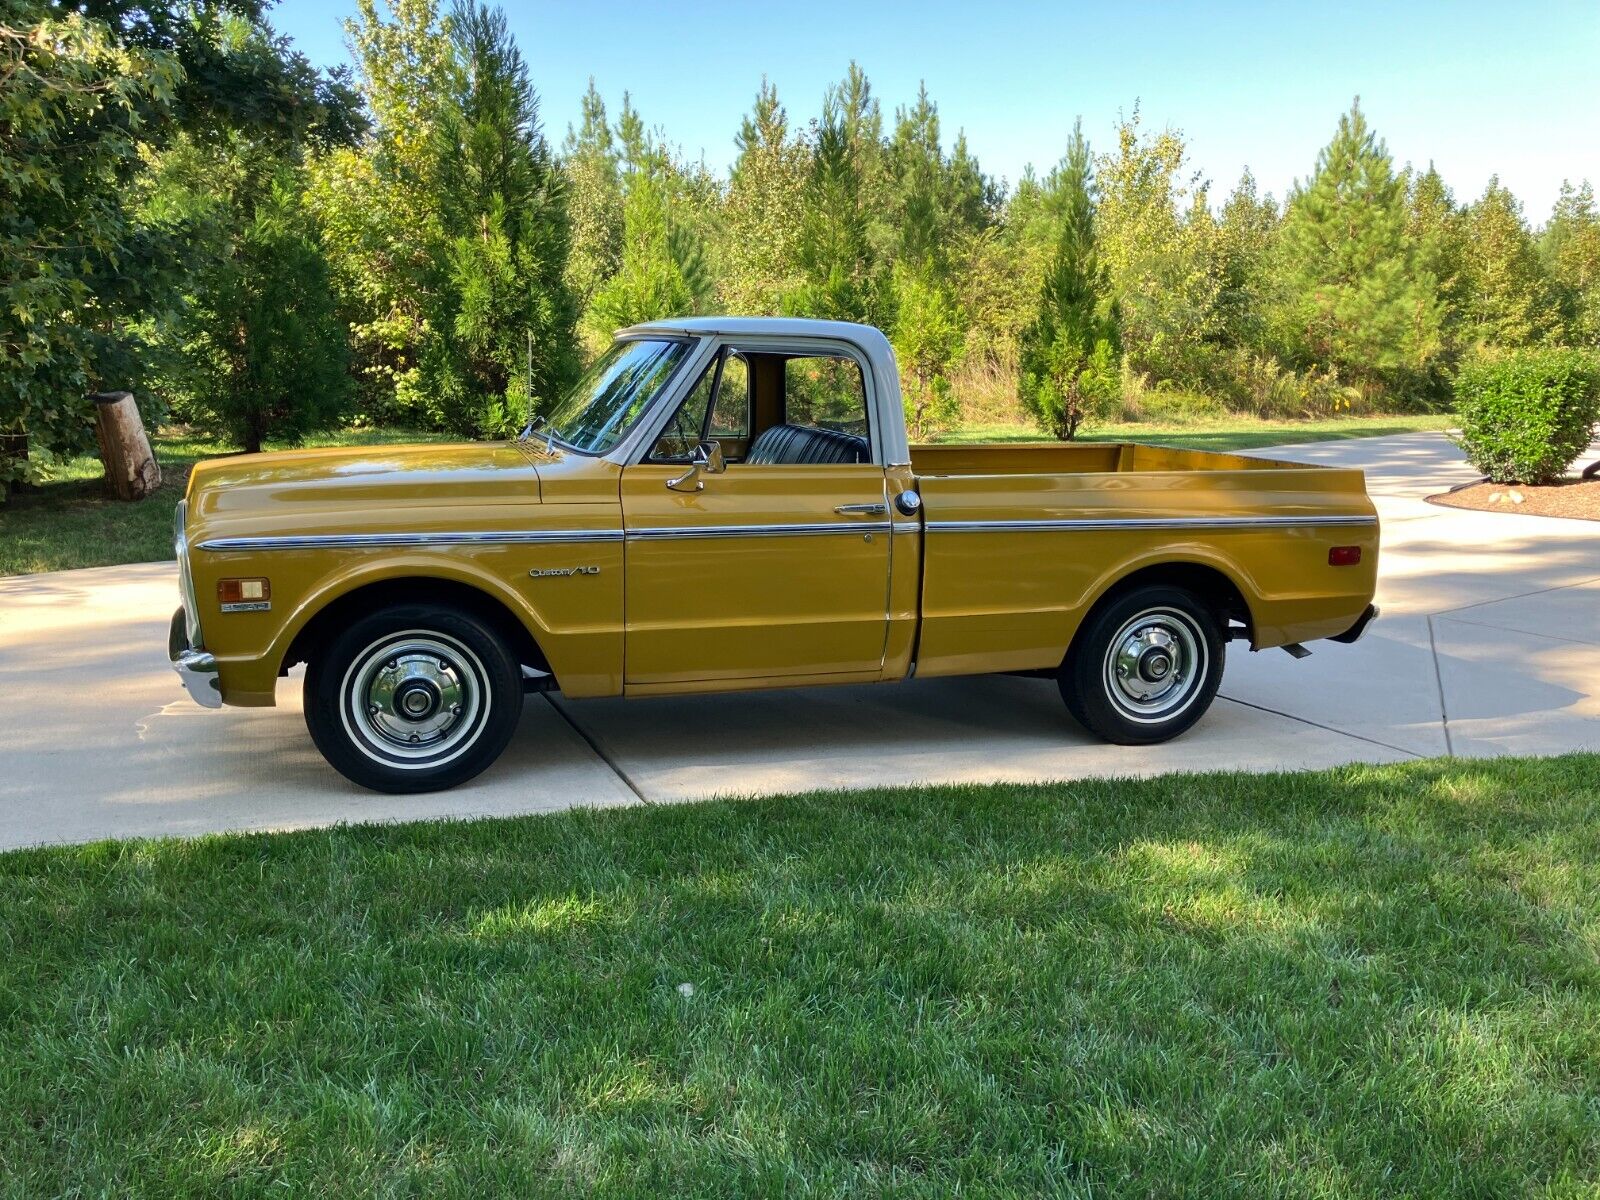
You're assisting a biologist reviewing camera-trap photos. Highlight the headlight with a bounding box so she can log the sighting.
[174,501,202,648]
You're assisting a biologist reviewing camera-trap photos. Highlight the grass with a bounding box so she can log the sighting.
[0,428,449,577]
[2,755,1599,1196]
[935,412,1456,450]
[1,413,1454,577]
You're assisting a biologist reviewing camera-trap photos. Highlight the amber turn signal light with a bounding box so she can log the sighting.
[218,577,271,604]
[1328,546,1362,567]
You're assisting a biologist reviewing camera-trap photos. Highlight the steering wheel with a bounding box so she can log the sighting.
[667,405,701,459]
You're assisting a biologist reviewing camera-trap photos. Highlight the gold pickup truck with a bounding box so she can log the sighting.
[170,317,1379,792]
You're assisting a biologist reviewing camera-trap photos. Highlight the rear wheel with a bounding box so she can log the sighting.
[304,604,522,793]
[1060,585,1225,745]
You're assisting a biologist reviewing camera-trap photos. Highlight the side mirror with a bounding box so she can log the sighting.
[666,440,725,492]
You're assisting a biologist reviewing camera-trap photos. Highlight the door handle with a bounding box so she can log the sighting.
[834,503,888,516]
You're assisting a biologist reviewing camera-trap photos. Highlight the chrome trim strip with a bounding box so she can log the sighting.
[627,521,892,541]
[925,515,1378,534]
[892,521,921,534]
[197,529,625,552]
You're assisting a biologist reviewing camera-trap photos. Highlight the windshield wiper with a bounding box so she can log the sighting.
[515,413,555,452]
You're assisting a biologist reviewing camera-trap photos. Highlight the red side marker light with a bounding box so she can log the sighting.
[1328,546,1362,567]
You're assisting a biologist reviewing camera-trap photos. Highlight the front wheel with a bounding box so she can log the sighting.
[305,604,523,793]
[1060,585,1225,745]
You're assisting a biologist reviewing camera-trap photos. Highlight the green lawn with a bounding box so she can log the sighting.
[0,429,448,577]
[2,755,1597,1196]
[935,412,1455,450]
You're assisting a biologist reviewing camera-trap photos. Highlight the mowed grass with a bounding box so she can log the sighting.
[0,429,449,577]
[936,412,1455,450]
[3,755,1598,1196]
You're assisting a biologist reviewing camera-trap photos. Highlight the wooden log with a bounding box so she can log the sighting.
[91,391,162,501]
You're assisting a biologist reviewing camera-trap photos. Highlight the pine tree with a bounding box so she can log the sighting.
[1406,164,1468,364]
[890,264,964,439]
[721,80,808,313]
[1017,121,1120,440]
[1271,101,1442,400]
[561,79,623,313]
[1214,168,1278,350]
[1462,178,1555,349]
[1542,180,1600,349]
[787,93,880,323]
[184,164,352,453]
[585,111,713,336]
[419,0,577,436]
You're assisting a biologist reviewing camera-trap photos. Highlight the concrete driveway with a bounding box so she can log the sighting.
[2,432,1596,849]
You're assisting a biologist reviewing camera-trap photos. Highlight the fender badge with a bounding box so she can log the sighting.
[529,566,600,578]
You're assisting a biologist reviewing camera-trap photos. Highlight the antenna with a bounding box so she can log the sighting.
[525,328,534,428]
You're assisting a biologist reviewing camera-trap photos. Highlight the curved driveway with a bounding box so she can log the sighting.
[2,433,1597,849]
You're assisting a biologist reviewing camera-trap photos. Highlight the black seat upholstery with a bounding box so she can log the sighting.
[745,423,869,465]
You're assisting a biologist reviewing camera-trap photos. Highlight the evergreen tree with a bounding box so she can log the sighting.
[1542,180,1600,349]
[1017,121,1120,440]
[183,166,352,453]
[585,113,713,336]
[890,264,964,439]
[1462,178,1555,349]
[561,79,623,313]
[1271,101,1442,400]
[722,80,808,314]
[420,0,577,436]
[1214,168,1278,350]
[787,92,880,323]
[1406,164,1469,366]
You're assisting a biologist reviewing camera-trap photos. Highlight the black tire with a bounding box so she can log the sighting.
[304,603,523,794]
[1059,585,1225,745]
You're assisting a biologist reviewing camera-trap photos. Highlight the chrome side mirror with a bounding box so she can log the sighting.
[666,440,725,492]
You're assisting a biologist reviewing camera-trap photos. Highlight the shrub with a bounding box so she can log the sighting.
[1453,350,1600,483]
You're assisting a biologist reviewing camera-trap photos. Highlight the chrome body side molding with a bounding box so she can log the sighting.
[198,529,626,552]
[925,514,1378,534]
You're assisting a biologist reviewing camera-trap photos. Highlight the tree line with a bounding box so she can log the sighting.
[5,0,1599,484]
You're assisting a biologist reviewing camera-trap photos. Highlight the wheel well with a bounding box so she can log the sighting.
[280,577,552,682]
[1076,562,1254,654]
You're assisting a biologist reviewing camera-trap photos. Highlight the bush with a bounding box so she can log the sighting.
[1453,350,1600,484]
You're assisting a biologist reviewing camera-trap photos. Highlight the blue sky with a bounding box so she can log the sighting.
[270,0,1599,220]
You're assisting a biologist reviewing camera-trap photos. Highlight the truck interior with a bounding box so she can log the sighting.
[648,347,873,466]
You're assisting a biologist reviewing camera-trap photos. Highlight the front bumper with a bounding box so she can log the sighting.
[169,607,222,708]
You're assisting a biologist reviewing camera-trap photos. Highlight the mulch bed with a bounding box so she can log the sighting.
[1428,476,1600,521]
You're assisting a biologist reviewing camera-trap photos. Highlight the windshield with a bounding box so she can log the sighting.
[538,338,693,454]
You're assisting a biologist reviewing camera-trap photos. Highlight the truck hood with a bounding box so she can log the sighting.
[185,441,547,526]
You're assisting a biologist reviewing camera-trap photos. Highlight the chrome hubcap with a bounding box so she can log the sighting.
[340,632,490,768]
[1104,608,1207,723]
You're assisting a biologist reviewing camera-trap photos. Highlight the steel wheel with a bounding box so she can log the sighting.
[1101,606,1209,725]
[305,604,523,793]
[1060,584,1225,746]
[339,631,491,770]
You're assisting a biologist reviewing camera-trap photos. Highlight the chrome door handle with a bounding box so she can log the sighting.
[834,503,888,516]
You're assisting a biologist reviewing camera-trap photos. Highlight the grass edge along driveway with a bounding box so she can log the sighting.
[3,753,1597,1196]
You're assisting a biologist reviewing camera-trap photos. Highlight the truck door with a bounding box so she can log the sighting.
[620,345,892,686]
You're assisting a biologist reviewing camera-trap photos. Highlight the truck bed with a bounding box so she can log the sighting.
[903,440,1380,678]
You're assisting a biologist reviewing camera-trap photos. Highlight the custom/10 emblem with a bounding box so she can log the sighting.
[528,566,600,578]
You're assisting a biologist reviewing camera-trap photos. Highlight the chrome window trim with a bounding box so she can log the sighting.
[627,521,892,541]
[197,529,625,552]
[924,514,1378,533]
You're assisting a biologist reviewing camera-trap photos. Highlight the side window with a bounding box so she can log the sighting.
[785,355,869,440]
[709,352,749,439]
[649,359,716,462]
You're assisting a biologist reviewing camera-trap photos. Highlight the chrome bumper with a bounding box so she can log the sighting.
[169,607,222,708]
[1328,603,1380,645]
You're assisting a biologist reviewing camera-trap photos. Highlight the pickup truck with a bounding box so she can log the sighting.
[169,317,1379,793]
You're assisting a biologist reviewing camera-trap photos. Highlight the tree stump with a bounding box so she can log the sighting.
[92,391,162,501]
